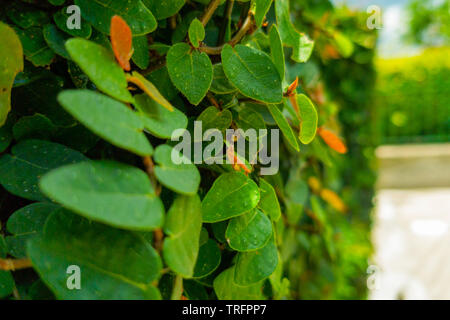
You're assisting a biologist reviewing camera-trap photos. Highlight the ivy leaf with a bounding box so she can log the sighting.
[297,94,318,144]
[53,8,92,38]
[258,178,281,221]
[58,90,153,156]
[254,0,273,28]
[202,172,260,223]
[5,203,59,258]
[213,266,264,300]
[0,139,87,201]
[210,64,237,94]
[40,160,164,230]
[75,0,157,36]
[275,0,314,63]
[143,0,186,20]
[234,237,278,285]
[163,195,202,277]
[188,18,205,48]
[269,25,285,80]
[127,71,174,111]
[225,209,272,252]
[167,43,213,105]
[153,144,200,195]
[110,15,133,71]
[0,23,23,126]
[193,239,221,278]
[65,38,134,103]
[133,94,187,139]
[221,44,282,103]
[28,209,162,299]
[266,104,299,151]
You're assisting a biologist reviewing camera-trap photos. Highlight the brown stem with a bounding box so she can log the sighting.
[0,258,32,271]
[199,14,253,55]
[207,92,221,110]
[153,228,164,253]
[218,0,235,45]
[201,0,222,26]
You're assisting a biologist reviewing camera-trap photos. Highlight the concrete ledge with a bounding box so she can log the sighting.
[376,143,450,189]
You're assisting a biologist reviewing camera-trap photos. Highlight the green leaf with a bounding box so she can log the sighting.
[14,27,55,67]
[75,0,157,35]
[146,66,177,101]
[128,71,174,111]
[0,139,87,201]
[43,24,71,60]
[333,31,354,58]
[210,63,237,94]
[0,23,23,126]
[5,202,60,258]
[28,209,162,299]
[213,266,264,300]
[6,2,50,29]
[132,35,150,69]
[167,43,213,105]
[275,0,314,63]
[225,209,272,252]
[236,107,266,133]
[297,94,318,144]
[234,237,278,285]
[193,239,221,278]
[197,106,232,134]
[143,0,186,20]
[269,25,285,80]
[153,144,200,195]
[254,0,273,28]
[65,38,134,103]
[221,44,282,103]
[163,195,202,277]
[13,114,57,141]
[202,172,260,223]
[133,94,187,139]
[58,90,153,156]
[258,178,281,221]
[188,18,205,48]
[40,160,164,231]
[266,104,299,151]
[53,8,92,38]
[0,236,14,299]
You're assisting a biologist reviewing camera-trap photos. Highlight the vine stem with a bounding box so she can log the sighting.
[0,258,32,271]
[170,275,184,300]
[201,0,222,26]
[218,0,235,45]
[199,13,254,55]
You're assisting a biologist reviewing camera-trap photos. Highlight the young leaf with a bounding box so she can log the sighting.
[266,104,299,151]
[163,195,202,277]
[110,15,133,71]
[0,139,87,202]
[0,23,23,126]
[167,43,213,105]
[133,94,187,139]
[40,161,164,230]
[234,237,278,285]
[65,38,133,103]
[28,209,162,299]
[318,127,348,154]
[225,209,272,252]
[153,144,201,195]
[75,0,157,36]
[221,44,282,104]
[258,178,281,221]
[297,94,318,144]
[127,71,174,111]
[188,18,205,48]
[202,172,260,223]
[193,239,221,278]
[58,90,153,156]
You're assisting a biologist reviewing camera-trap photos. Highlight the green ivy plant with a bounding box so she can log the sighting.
[0,0,369,300]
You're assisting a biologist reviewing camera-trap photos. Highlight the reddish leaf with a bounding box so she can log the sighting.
[110,15,133,71]
[318,127,347,154]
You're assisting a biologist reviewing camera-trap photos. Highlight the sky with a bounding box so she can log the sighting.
[333,0,423,57]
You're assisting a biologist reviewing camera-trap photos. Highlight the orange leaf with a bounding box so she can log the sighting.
[286,77,298,97]
[320,189,348,213]
[318,127,347,154]
[226,144,251,175]
[110,15,133,71]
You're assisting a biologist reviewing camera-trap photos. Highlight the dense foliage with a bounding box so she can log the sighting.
[376,47,450,144]
[0,0,376,300]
